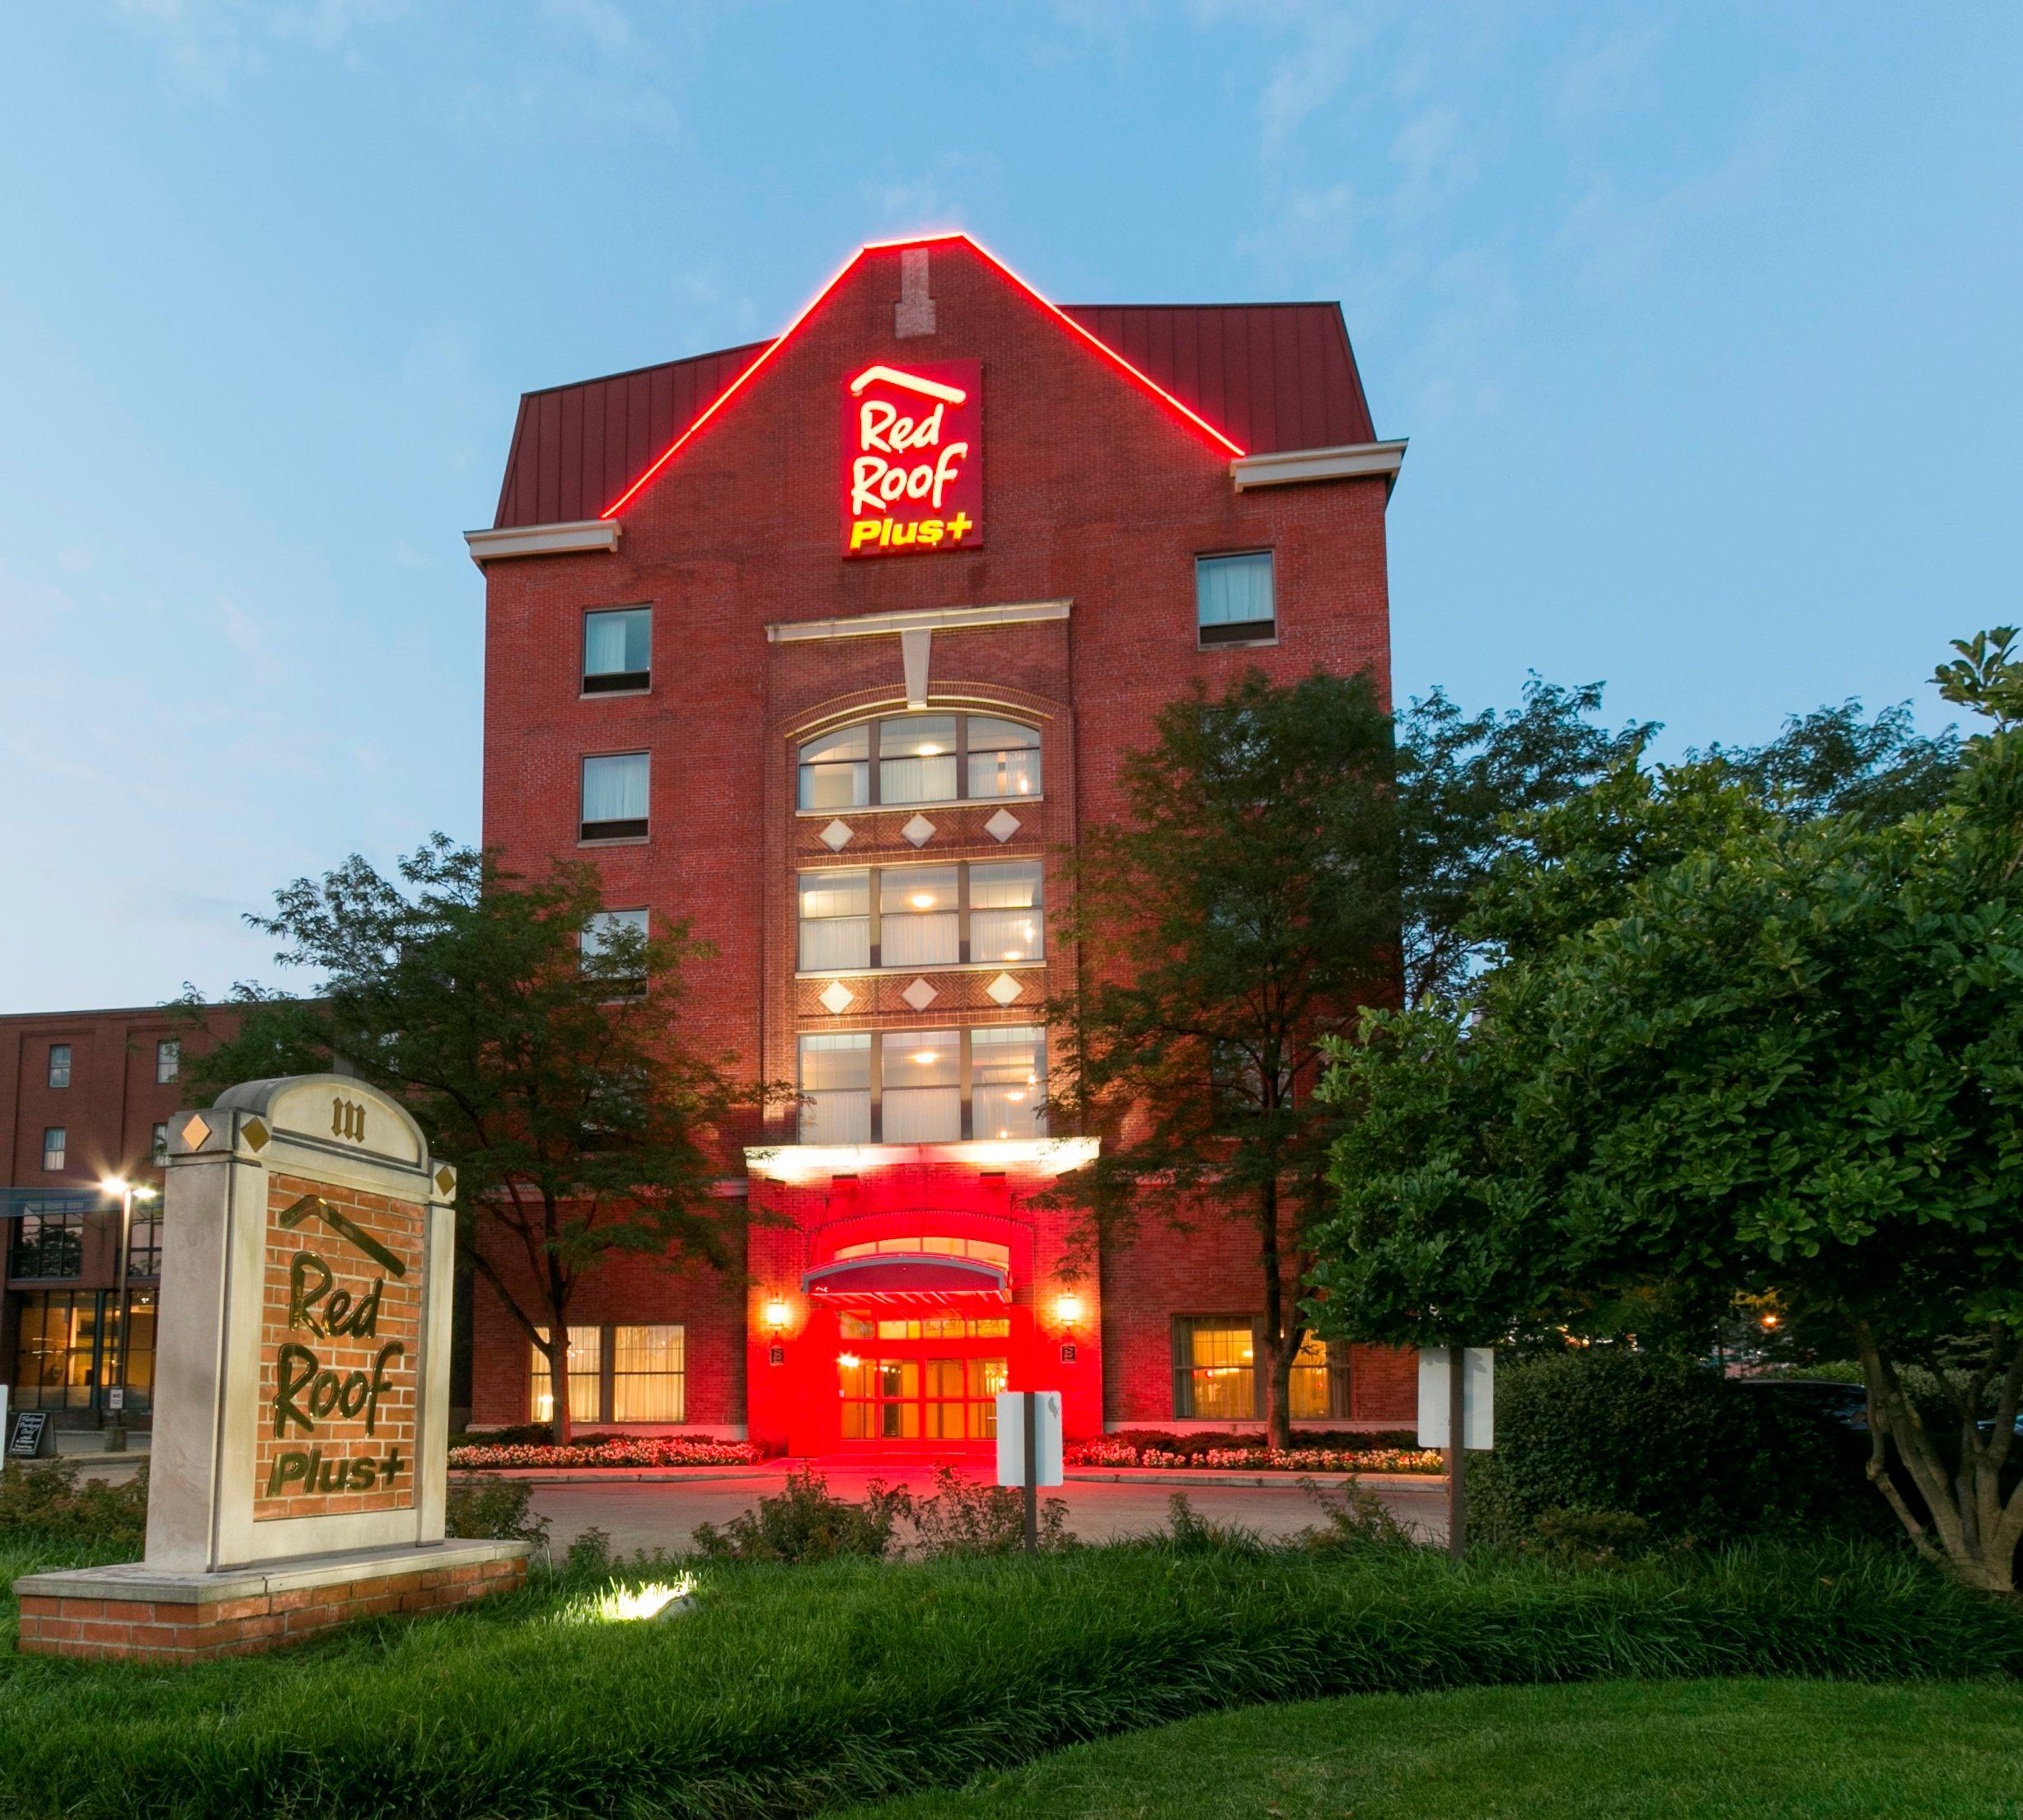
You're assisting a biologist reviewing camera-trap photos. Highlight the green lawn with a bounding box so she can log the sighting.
[841,1679,2023,1820]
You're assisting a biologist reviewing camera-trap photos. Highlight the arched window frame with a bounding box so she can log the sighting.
[797,710,1042,812]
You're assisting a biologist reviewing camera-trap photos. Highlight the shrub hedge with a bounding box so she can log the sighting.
[1466,1351,1890,1548]
[2,1537,2016,1819]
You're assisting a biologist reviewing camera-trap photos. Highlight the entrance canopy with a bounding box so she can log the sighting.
[803,1253,1010,1308]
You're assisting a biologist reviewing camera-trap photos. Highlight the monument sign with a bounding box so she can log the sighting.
[14,1076,530,1661]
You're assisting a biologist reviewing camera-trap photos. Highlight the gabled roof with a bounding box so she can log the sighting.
[490,236,1379,530]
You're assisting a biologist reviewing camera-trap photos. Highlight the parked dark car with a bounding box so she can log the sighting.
[1735,1377,1870,1431]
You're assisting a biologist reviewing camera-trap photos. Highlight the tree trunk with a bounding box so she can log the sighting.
[547,1331,574,1447]
[1258,1177,1294,1449]
[1853,1322,2023,1594]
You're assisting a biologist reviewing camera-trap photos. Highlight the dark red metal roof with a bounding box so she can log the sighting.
[491,299,1376,531]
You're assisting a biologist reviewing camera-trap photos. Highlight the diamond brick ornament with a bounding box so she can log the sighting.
[985,808,1021,844]
[819,980,855,1015]
[901,814,935,848]
[986,971,1023,1006]
[820,819,854,851]
[901,976,939,1012]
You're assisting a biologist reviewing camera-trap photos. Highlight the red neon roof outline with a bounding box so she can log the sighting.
[597,232,1245,521]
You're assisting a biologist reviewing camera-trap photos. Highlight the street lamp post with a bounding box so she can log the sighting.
[98,1176,157,1454]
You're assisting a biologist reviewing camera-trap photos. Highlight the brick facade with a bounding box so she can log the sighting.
[471,236,1412,1443]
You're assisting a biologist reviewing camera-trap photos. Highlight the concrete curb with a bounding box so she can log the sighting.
[1062,1468,1445,1490]
[451,1467,778,1485]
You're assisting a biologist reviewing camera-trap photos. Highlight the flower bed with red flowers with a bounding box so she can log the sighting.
[1064,1428,1442,1476]
[448,1435,769,1471]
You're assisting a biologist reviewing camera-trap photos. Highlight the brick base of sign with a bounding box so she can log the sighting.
[12,1538,531,1663]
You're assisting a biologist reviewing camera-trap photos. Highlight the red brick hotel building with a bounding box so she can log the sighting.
[465,234,1410,1454]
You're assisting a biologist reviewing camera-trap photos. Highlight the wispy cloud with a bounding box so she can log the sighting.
[115,0,403,96]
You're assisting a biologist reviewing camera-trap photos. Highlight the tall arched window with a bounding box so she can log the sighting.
[798,713,1042,811]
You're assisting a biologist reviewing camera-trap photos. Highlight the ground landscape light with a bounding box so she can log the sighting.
[581,1577,695,1623]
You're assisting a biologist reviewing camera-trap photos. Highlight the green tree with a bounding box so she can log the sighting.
[1044,670,1397,1446]
[180,836,763,1443]
[1312,640,2023,1590]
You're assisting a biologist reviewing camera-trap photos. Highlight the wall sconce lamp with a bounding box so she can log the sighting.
[1055,1292,1083,1331]
[762,1296,791,1336]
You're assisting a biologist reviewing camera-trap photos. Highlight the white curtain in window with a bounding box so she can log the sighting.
[879,753,958,804]
[584,612,637,676]
[881,1087,962,1143]
[800,917,870,970]
[802,1090,871,1144]
[799,761,867,810]
[1196,553,1275,627]
[972,1083,1042,1139]
[967,747,1041,798]
[582,754,648,822]
[881,912,958,966]
[611,1324,685,1422]
[530,1326,601,1423]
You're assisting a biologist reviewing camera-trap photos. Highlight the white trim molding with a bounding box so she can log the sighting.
[766,599,1072,644]
[464,519,621,565]
[1229,439,1407,494]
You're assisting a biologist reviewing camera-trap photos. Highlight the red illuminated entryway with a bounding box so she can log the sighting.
[806,1236,1016,1448]
[837,1317,1009,1441]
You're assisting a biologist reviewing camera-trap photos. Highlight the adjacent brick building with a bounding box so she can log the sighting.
[466,232,1412,1452]
[0,1005,222,1429]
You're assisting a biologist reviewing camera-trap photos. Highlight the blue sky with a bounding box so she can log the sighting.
[2,2,2018,1010]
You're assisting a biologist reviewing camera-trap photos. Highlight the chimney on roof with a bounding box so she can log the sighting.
[895,247,936,338]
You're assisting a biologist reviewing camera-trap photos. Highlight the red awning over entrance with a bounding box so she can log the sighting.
[803,1254,1010,1308]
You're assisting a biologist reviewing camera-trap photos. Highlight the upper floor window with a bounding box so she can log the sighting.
[151,1122,170,1163]
[797,860,1043,972]
[1196,550,1276,648]
[41,1127,67,1172]
[581,753,649,841]
[155,1039,180,1084]
[47,1045,70,1089]
[582,907,649,964]
[797,1026,1047,1145]
[797,713,1042,812]
[583,606,650,694]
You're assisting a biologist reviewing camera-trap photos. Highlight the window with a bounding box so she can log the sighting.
[878,714,958,805]
[582,908,649,980]
[611,1324,684,1421]
[127,1205,163,1280]
[156,1039,180,1084]
[1196,551,1276,647]
[7,1195,88,1279]
[798,1032,872,1144]
[797,1027,1047,1144]
[967,717,1041,799]
[840,1314,1011,1340]
[583,606,651,693]
[968,861,1043,963]
[879,1029,960,1142]
[879,866,959,967]
[1289,1333,1351,1420]
[115,1289,157,1411]
[529,1326,602,1425]
[151,1122,170,1163]
[796,713,1042,812]
[971,1025,1045,1139]
[10,1291,102,1411]
[41,1127,66,1172]
[581,752,649,841]
[797,860,1043,973]
[798,724,870,811]
[1173,1317,1257,1420]
[799,871,871,971]
[47,1045,71,1089]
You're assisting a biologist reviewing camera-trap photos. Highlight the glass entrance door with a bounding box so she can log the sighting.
[839,1351,1007,1440]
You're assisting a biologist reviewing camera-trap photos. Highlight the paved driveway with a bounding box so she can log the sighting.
[525,1456,1449,1556]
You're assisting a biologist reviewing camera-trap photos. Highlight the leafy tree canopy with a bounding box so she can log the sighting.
[180,835,764,1441]
[1310,637,2022,1589]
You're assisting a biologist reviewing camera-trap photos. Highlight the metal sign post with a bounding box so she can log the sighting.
[1417,1346,1494,1560]
[996,1388,1063,1553]
[1022,1389,1038,1553]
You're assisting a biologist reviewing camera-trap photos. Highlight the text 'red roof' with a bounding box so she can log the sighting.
[492,264,1378,530]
